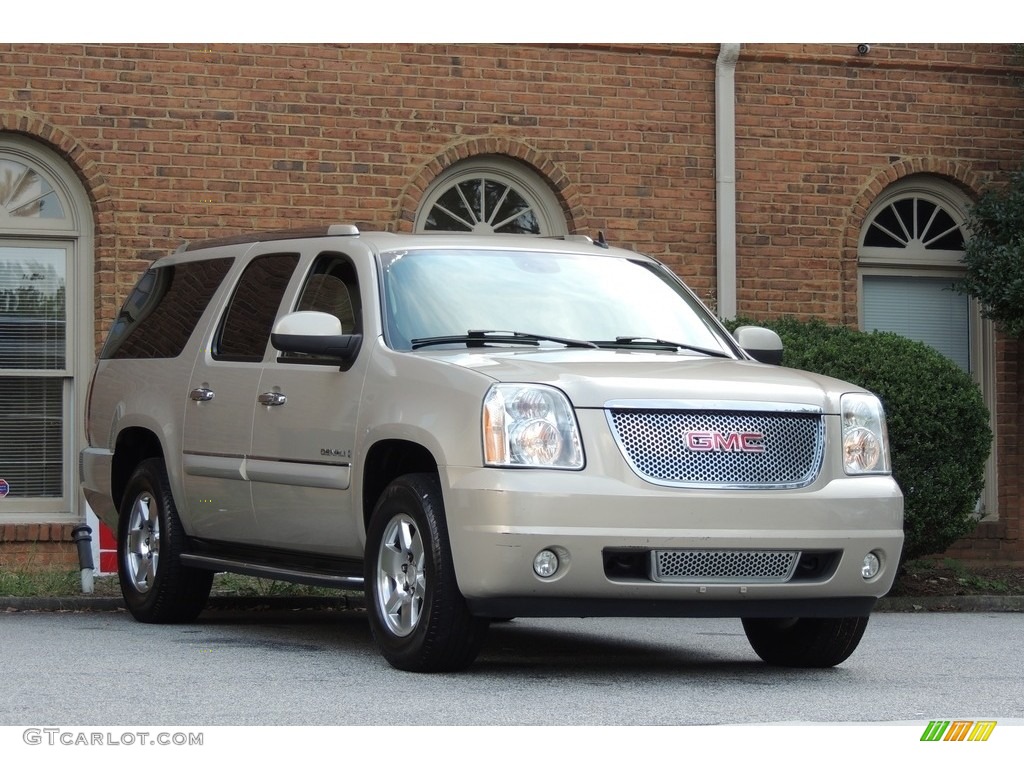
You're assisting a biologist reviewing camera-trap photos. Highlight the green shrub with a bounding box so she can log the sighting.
[956,168,1024,337]
[725,316,991,562]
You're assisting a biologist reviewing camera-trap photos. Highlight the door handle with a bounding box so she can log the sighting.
[189,387,215,402]
[257,392,287,407]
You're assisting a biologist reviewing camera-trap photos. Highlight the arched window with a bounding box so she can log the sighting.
[860,182,971,369]
[414,156,566,236]
[858,175,996,517]
[0,134,93,520]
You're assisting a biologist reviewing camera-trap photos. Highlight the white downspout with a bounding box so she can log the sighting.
[715,44,741,320]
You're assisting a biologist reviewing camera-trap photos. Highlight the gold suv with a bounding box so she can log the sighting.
[81,225,903,671]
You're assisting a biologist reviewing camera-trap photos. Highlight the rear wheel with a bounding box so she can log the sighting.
[742,616,869,668]
[117,458,212,623]
[365,473,488,672]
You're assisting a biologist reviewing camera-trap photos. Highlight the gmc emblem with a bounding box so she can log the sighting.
[685,431,765,453]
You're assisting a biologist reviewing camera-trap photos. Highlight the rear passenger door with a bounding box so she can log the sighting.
[181,251,299,545]
[249,251,367,557]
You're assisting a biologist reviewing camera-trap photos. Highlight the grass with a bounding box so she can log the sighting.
[0,569,92,598]
[0,568,355,599]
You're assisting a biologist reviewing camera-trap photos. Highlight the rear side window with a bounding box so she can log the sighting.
[101,258,232,359]
[214,253,299,362]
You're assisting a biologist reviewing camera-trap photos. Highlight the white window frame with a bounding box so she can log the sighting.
[414,156,567,236]
[857,177,997,520]
[0,134,94,523]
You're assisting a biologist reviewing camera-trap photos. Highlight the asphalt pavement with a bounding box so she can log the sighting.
[2,590,1022,613]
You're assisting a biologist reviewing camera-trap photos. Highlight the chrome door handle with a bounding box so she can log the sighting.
[257,392,287,406]
[189,387,215,402]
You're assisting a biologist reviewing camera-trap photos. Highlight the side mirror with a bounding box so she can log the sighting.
[271,311,362,362]
[733,325,783,365]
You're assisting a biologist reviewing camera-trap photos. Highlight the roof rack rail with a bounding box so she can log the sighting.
[174,224,361,253]
[545,234,594,245]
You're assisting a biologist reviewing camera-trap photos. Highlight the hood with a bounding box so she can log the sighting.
[424,348,864,412]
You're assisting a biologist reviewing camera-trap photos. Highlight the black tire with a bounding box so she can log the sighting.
[365,473,489,672]
[742,615,869,668]
[117,458,213,623]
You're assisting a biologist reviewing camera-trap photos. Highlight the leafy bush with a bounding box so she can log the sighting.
[725,316,991,561]
[956,168,1024,337]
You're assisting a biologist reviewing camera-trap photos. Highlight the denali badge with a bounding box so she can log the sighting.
[684,431,765,453]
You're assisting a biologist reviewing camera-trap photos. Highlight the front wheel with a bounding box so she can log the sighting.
[365,473,488,672]
[742,616,869,668]
[117,458,213,623]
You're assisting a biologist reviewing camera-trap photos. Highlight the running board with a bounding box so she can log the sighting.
[180,553,365,590]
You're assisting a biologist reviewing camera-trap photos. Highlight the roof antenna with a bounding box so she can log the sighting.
[596,231,608,248]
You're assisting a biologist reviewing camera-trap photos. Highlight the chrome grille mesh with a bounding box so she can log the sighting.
[652,549,800,583]
[608,408,824,488]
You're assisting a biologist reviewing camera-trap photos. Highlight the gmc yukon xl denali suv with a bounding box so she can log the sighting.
[81,225,904,671]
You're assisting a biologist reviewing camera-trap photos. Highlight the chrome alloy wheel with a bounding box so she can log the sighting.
[375,512,426,637]
[125,491,160,593]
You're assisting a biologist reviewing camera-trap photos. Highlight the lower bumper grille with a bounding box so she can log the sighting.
[651,549,800,583]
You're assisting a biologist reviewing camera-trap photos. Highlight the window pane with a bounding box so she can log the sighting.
[103,258,233,359]
[382,249,728,353]
[295,255,360,333]
[428,185,475,231]
[425,175,542,234]
[215,253,298,362]
[0,247,66,369]
[0,377,63,497]
[0,159,66,219]
[862,275,970,371]
[923,207,965,250]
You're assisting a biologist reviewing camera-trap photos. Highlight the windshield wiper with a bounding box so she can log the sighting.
[593,336,732,359]
[411,330,599,350]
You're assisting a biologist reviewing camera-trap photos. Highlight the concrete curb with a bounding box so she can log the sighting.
[2,594,1022,614]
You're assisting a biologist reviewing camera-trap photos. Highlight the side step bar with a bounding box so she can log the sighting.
[180,553,365,590]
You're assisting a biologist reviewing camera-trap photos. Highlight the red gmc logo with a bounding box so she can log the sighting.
[685,431,765,453]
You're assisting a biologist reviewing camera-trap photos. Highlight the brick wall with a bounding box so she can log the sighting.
[1,42,1022,563]
[0,524,79,569]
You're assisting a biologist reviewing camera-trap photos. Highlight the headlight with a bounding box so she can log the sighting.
[482,384,584,469]
[841,393,891,475]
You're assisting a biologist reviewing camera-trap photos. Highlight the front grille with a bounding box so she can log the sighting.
[652,549,800,583]
[607,407,824,488]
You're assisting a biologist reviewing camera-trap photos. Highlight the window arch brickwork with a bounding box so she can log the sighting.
[396,138,584,235]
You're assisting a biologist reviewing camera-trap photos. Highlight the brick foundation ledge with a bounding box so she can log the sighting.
[0,523,82,570]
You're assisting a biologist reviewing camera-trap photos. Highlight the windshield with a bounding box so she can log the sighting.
[380,248,734,355]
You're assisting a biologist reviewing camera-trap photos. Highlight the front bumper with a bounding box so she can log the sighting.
[442,465,903,619]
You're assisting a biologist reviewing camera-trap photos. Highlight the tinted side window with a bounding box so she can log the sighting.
[295,253,361,332]
[101,258,232,359]
[280,253,362,364]
[214,253,299,362]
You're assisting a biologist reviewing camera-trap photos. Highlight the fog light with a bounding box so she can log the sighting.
[861,552,881,580]
[533,549,560,578]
